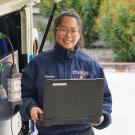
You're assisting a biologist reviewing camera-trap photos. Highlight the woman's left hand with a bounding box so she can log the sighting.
[92,115,104,126]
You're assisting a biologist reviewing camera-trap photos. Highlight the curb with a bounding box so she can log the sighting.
[99,62,135,72]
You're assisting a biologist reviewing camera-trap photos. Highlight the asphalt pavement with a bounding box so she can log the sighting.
[95,72,135,135]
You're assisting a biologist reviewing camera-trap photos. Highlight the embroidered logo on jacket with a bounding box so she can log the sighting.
[73,70,89,79]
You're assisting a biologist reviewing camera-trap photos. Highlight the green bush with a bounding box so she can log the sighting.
[98,0,135,62]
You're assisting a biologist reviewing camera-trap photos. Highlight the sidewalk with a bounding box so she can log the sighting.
[95,72,135,135]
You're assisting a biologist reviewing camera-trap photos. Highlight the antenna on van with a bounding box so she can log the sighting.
[38,0,62,53]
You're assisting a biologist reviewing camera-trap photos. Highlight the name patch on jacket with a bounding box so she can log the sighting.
[72,70,89,79]
[45,75,55,79]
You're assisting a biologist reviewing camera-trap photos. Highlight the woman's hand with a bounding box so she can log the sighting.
[30,107,43,121]
[92,115,104,126]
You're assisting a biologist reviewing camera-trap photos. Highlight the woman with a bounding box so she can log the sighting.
[21,10,112,135]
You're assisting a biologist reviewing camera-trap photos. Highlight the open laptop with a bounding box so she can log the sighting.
[39,78,104,126]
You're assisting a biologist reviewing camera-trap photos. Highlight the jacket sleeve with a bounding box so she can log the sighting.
[20,59,38,121]
[93,62,112,129]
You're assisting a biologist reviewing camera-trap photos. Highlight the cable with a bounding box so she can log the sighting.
[0,62,13,99]
[0,33,15,73]
[10,105,21,135]
[11,108,14,135]
[6,36,15,70]
[0,62,13,84]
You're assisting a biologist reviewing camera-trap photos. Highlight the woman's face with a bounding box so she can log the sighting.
[54,16,80,50]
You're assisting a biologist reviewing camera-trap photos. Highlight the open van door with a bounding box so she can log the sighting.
[0,0,41,70]
[0,0,41,135]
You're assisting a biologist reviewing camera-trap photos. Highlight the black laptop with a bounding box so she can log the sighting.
[39,78,104,126]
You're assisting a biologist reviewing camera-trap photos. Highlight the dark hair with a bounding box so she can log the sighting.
[54,10,84,47]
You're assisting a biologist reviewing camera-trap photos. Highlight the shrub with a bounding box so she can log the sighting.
[98,0,135,61]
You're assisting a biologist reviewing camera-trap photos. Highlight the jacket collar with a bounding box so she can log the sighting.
[54,42,80,61]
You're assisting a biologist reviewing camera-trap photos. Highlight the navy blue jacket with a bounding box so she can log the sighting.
[21,43,112,134]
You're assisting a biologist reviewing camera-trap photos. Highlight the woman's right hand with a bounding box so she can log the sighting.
[30,107,43,121]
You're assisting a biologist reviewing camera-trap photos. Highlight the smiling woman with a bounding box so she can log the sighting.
[20,10,112,135]
[54,16,80,50]
[53,11,84,48]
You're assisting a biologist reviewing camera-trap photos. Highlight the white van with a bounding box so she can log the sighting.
[0,0,41,135]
